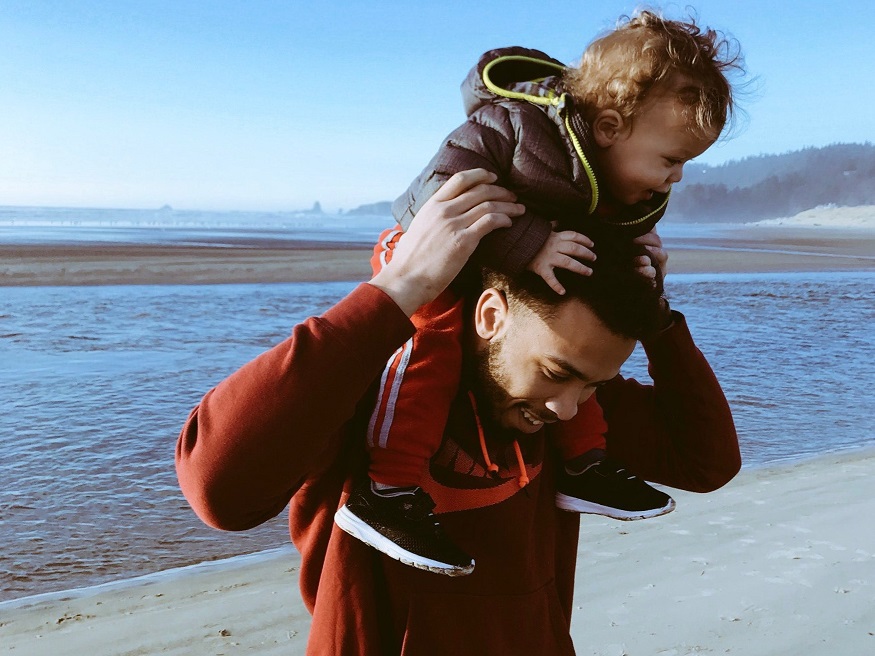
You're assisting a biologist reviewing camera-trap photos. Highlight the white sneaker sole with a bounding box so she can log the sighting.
[334,506,475,576]
[555,494,676,521]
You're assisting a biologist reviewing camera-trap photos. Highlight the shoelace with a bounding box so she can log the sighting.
[468,391,529,488]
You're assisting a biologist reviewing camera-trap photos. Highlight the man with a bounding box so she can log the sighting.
[176,169,740,655]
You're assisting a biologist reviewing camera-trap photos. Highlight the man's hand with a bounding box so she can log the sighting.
[632,228,668,284]
[370,169,524,316]
[527,229,596,295]
[633,228,673,333]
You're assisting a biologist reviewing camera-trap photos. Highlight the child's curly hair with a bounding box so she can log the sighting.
[564,8,745,140]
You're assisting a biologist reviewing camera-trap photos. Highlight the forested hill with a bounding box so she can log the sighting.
[346,143,874,223]
[665,142,875,223]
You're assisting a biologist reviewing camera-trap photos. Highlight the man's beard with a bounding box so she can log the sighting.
[468,336,514,431]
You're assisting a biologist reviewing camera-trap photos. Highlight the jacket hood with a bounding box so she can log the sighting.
[461,47,567,117]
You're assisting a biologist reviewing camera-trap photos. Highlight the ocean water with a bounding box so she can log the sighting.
[1,272,873,602]
[0,209,873,602]
[0,205,390,247]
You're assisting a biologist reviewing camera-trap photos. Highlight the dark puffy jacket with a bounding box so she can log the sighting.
[393,46,670,274]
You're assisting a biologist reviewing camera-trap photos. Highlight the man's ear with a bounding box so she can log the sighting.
[592,109,626,147]
[474,288,509,340]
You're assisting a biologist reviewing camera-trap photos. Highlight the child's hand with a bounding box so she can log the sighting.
[632,229,668,283]
[527,229,596,295]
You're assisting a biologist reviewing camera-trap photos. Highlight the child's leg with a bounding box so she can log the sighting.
[553,395,676,521]
[334,226,474,577]
[552,395,607,462]
[366,227,464,487]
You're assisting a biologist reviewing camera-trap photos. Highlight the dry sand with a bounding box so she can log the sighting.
[2,449,873,655]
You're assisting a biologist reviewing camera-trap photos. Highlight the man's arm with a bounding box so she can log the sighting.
[597,311,741,493]
[176,170,522,531]
[175,284,414,531]
[596,229,739,491]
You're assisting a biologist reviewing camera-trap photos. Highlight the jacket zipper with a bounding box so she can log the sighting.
[558,95,599,215]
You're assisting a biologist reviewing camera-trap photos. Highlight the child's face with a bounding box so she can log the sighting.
[594,94,716,206]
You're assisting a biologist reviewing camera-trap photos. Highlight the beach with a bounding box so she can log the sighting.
[2,449,873,655]
[1,217,873,655]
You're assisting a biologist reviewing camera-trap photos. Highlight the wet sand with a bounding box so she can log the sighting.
[0,242,374,286]
[1,225,873,286]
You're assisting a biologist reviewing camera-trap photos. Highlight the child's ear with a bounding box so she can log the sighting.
[592,109,626,147]
[475,288,509,340]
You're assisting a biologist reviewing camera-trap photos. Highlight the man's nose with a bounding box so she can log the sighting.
[545,388,591,422]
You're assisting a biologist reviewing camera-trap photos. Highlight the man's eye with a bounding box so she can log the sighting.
[544,369,569,382]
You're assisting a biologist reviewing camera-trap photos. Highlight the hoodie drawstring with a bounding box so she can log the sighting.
[512,440,530,488]
[468,391,529,488]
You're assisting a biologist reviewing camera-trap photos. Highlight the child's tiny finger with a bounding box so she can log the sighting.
[541,272,566,295]
[562,243,597,262]
[555,230,594,248]
[561,256,593,276]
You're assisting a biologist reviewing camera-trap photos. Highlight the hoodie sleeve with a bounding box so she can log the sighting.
[175,283,415,531]
[596,311,741,493]
[393,103,554,275]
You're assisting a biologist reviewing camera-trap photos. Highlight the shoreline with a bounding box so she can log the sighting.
[1,224,874,286]
[2,447,873,654]
[1,446,866,612]
[0,547,298,612]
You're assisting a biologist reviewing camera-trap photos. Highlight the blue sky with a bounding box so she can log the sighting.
[1,1,872,211]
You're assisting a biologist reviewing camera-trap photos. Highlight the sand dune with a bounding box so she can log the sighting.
[752,204,875,228]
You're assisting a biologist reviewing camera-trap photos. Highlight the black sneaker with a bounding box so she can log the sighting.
[555,457,675,520]
[334,481,475,576]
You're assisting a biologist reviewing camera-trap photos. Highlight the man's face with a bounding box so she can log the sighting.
[472,293,636,434]
[595,94,716,206]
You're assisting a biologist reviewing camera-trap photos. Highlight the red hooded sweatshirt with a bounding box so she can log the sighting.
[176,283,740,655]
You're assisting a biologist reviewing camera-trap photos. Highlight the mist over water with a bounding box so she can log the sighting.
[0,206,390,247]
[1,270,872,602]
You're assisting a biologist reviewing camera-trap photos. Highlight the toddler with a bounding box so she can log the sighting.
[335,9,743,575]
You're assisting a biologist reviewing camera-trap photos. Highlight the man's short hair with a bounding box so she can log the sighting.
[480,247,666,341]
